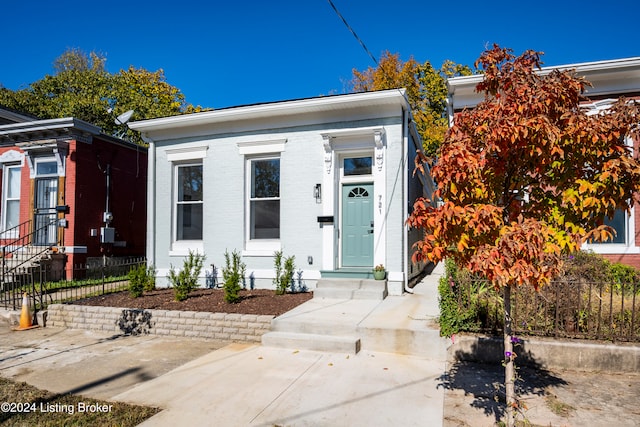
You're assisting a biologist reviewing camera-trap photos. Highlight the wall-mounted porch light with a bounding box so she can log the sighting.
[314,184,322,203]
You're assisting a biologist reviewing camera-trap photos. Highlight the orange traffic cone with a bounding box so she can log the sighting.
[15,292,37,331]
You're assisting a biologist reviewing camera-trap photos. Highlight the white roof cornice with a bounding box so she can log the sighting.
[448,57,640,109]
[0,117,102,145]
[128,89,409,137]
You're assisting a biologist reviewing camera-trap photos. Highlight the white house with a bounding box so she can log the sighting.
[129,89,434,295]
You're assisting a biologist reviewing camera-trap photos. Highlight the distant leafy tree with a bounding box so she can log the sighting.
[0,48,203,144]
[350,51,472,157]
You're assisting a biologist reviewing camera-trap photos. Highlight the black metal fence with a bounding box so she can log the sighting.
[450,278,640,342]
[0,256,145,312]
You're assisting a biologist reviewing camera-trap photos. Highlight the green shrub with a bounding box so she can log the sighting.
[222,250,246,303]
[610,262,640,294]
[438,258,491,337]
[144,268,156,291]
[561,251,613,283]
[438,252,640,339]
[273,250,295,295]
[168,251,205,301]
[128,263,156,298]
[561,251,640,294]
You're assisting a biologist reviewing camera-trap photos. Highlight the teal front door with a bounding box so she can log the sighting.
[341,183,374,267]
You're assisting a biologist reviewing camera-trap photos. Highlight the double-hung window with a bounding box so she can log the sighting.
[236,138,286,254]
[2,164,21,233]
[249,158,280,240]
[166,145,208,254]
[175,163,203,241]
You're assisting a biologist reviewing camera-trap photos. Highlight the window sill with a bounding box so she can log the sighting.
[582,244,640,255]
[243,240,281,257]
[170,241,204,256]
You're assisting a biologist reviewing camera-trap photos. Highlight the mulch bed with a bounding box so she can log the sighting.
[74,288,313,316]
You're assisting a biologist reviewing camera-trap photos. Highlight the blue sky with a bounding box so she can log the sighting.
[1,1,638,110]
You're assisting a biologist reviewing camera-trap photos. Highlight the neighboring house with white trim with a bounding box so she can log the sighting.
[129,89,434,295]
[447,57,640,268]
[0,107,148,277]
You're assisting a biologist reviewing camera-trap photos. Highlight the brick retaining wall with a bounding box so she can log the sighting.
[47,304,273,343]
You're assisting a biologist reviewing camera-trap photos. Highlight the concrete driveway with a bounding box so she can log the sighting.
[0,326,224,400]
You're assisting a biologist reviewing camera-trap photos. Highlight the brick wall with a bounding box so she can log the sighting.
[47,304,273,343]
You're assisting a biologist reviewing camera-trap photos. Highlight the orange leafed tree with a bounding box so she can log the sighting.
[350,51,472,157]
[407,45,640,426]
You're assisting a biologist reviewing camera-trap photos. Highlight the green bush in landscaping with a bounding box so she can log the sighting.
[128,263,156,298]
[168,251,205,301]
[273,250,295,295]
[222,249,246,303]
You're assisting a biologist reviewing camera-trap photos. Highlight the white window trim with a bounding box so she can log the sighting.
[583,207,640,254]
[238,140,286,256]
[1,163,22,235]
[243,156,282,255]
[166,145,208,162]
[34,157,61,178]
[340,152,374,183]
[171,161,204,254]
[236,138,286,156]
[166,145,208,254]
[169,244,204,256]
[581,135,640,254]
[0,150,24,165]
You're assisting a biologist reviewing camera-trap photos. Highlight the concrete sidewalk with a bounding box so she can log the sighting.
[114,344,446,426]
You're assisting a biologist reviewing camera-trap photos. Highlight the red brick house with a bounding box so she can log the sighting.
[447,57,640,268]
[0,108,147,278]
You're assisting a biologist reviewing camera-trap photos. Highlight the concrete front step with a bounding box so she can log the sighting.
[263,323,446,357]
[357,326,448,360]
[261,331,361,354]
[270,316,359,336]
[314,278,388,300]
[261,272,447,357]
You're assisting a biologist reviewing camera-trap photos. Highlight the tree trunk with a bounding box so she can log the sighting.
[503,285,515,427]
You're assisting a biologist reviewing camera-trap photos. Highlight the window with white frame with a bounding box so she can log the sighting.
[175,163,203,241]
[602,209,628,245]
[343,156,373,176]
[583,206,639,255]
[248,157,280,240]
[2,164,21,232]
[602,209,627,244]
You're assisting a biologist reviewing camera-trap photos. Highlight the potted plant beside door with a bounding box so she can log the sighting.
[373,264,386,280]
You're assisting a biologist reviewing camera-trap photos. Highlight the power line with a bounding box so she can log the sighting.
[326,0,380,68]
[326,0,415,121]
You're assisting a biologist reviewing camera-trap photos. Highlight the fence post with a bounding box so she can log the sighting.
[102,255,106,295]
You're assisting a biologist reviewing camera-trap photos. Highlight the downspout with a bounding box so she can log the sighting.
[104,164,111,226]
[446,91,454,127]
[141,134,156,268]
[403,106,410,294]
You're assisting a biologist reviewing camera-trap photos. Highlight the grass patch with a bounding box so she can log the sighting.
[43,276,129,293]
[544,392,575,417]
[0,377,160,426]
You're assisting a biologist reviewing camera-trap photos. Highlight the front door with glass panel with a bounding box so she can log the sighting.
[33,161,59,246]
[341,183,374,267]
